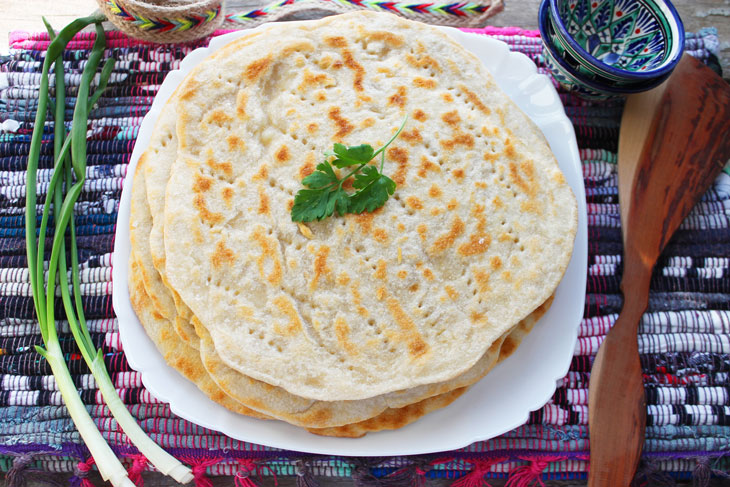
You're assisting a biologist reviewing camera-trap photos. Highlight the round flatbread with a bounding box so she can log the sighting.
[162,11,577,400]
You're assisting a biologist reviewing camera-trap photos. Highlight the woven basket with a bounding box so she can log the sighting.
[96,0,225,43]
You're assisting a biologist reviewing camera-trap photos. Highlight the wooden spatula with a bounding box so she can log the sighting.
[588,55,730,487]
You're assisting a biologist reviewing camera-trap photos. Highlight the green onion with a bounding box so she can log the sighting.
[29,17,192,485]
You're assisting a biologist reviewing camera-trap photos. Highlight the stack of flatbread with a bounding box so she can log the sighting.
[127,11,577,437]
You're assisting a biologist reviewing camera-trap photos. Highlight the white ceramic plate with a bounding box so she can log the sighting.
[112,24,588,456]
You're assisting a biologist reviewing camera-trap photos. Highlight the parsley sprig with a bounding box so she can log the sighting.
[291,117,407,222]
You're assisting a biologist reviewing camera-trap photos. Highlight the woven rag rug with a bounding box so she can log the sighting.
[0,23,728,486]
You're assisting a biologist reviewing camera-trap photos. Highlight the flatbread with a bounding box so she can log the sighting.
[163,11,577,400]
[131,145,552,427]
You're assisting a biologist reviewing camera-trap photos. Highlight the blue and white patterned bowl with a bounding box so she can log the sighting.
[549,0,684,83]
[538,0,670,99]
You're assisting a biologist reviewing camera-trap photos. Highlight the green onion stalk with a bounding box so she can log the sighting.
[27,15,192,485]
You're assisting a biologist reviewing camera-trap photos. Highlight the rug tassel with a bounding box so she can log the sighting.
[350,458,386,487]
[126,454,149,487]
[504,459,551,487]
[6,452,64,487]
[295,460,319,487]
[451,457,509,487]
[692,457,730,487]
[70,457,97,487]
[380,463,430,487]
[631,458,675,487]
[234,458,260,487]
[186,458,223,487]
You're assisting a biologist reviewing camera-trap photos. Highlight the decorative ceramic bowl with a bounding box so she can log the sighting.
[548,0,684,83]
[538,0,668,99]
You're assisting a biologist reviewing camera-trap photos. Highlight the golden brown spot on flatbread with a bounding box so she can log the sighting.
[384,293,429,359]
[315,91,327,102]
[325,36,347,48]
[499,232,512,243]
[493,196,504,208]
[397,223,406,232]
[245,56,272,83]
[373,228,389,244]
[193,173,213,193]
[275,145,290,164]
[406,196,423,210]
[300,153,316,179]
[422,268,434,280]
[222,187,234,206]
[406,53,441,72]
[505,139,517,160]
[237,306,254,319]
[355,212,374,235]
[442,93,454,103]
[374,259,387,279]
[474,181,487,189]
[470,310,486,324]
[212,240,235,269]
[413,77,436,89]
[458,84,491,115]
[418,157,440,178]
[193,194,224,225]
[328,107,354,140]
[452,168,465,179]
[361,117,376,129]
[397,270,408,279]
[430,216,465,255]
[501,270,512,282]
[445,285,458,300]
[387,147,409,185]
[252,164,268,181]
[400,128,422,145]
[490,256,502,270]
[299,71,333,90]
[387,86,407,108]
[366,30,405,47]
[258,187,270,215]
[441,110,461,127]
[350,281,368,317]
[509,159,538,199]
[521,200,540,214]
[417,224,427,241]
[226,135,245,152]
[236,91,247,119]
[287,199,294,211]
[413,109,428,122]
[376,287,386,301]
[441,133,475,151]
[473,268,491,293]
[341,49,365,91]
[484,151,499,163]
[206,157,234,178]
[334,317,358,356]
[337,272,350,285]
[311,245,331,290]
[307,123,319,135]
[251,227,282,285]
[458,233,491,256]
[447,199,458,211]
[178,81,198,101]
[203,109,233,127]
[428,184,442,199]
[409,283,419,292]
[272,295,303,336]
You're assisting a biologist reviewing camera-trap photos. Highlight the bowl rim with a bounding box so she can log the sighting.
[538,0,668,95]
[547,0,685,80]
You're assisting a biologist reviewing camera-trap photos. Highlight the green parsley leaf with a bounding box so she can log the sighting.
[329,143,375,168]
[348,172,396,214]
[301,161,338,189]
[290,116,407,222]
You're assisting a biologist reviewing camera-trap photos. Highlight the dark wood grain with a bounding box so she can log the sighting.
[588,55,730,487]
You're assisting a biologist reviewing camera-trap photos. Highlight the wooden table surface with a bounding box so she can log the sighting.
[4,1,730,486]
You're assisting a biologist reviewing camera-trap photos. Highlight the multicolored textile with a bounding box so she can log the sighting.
[0,25,728,486]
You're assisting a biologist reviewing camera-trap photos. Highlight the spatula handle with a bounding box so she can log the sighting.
[588,259,651,487]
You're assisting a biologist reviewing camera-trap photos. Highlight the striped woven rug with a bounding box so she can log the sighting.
[0,24,728,486]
